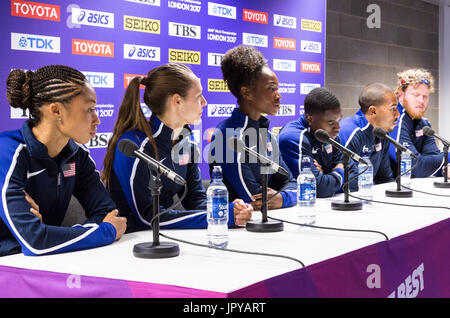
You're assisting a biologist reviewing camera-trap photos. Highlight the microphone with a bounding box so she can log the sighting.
[423,126,450,146]
[314,129,368,165]
[227,137,289,176]
[118,139,186,186]
[372,127,418,160]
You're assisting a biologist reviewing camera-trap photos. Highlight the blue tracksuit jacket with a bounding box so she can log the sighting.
[388,103,450,178]
[339,110,394,185]
[209,108,296,207]
[109,114,236,233]
[0,121,117,257]
[278,114,357,198]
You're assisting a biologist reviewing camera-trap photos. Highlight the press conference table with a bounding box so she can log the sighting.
[0,178,449,298]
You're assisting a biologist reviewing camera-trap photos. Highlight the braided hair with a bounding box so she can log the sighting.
[6,65,87,127]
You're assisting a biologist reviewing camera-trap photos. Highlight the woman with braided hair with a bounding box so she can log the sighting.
[102,63,252,233]
[0,65,126,257]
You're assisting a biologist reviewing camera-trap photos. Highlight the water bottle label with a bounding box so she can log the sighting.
[299,184,316,201]
[401,161,411,174]
[210,197,228,219]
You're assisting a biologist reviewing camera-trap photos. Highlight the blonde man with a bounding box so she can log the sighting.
[389,69,449,178]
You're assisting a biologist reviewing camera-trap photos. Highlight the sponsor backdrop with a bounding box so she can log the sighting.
[1,0,326,179]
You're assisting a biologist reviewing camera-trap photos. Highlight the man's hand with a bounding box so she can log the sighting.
[24,191,42,223]
[102,209,127,241]
[250,187,283,210]
[333,163,344,171]
[232,199,253,226]
[314,159,323,173]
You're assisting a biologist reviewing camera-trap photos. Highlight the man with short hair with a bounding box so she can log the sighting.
[278,87,354,198]
[389,69,449,178]
[339,83,400,185]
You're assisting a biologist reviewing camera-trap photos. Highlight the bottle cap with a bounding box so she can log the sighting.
[212,165,222,179]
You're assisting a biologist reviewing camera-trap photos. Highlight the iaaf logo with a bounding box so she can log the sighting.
[124,44,160,61]
[85,132,112,149]
[124,0,160,6]
[11,32,60,53]
[168,22,201,40]
[273,59,296,72]
[273,14,296,29]
[275,105,296,117]
[243,9,268,24]
[11,0,60,21]
[208,52,224,66]
[208,104,235,117]
[301,40,322,54]
[208,2,236,19]
[71,8,114,28]
[300,83,321,95]
[279,83,296,94]
[273,37,296,50]
[242,32,268,47]
[72,39,114,57]
[301,62,321,73]
[82,71,114,88]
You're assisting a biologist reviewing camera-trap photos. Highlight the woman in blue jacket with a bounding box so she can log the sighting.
[102,63,252,233]
[0,65,127,257]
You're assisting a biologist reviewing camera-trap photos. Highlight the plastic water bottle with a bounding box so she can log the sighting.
[297,157,316,224]
[207,166,229,249]
[358,147,373,206]
[401,142,412,188]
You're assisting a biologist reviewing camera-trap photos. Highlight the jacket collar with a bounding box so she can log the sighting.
[150,114,193,143]
[231,108,270,130]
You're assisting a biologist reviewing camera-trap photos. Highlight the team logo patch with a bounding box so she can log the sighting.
[178,154,189,166]
[325,144,333,154]
[375,143,382,152]
[63,162,76,177]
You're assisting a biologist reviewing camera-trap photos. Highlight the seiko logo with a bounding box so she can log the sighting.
[301,18,322,32]
[124,15,160,34]
[71,8,114,28]
[275,105,296,117]
[169,49,201,64]
[208,79,229,92]
[243,9,268,24]
[273,59,296,72]
[300,83,321,95]
[301,62,321,73]
[208,52,224,66]
[11,32,60,53]
[242,32,268,47]
[168,22,201,40]
[208,2,236,19]
[273,37,296,50]
[208,104,235,117]
[301,40,322,54]
[85,132,112,149]
[124,44,160,61]
[124,0,160,6]
[72,39,114,57]
[273,14,296,29]
[82,72,114,88]
[11,0,60,21]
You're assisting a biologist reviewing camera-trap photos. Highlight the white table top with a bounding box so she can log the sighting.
[1,178,449,294]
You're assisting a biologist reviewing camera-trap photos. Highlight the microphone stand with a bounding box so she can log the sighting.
[434,145,450,188]
[331,154,363,211]
[385,148,413,197]
[246,162,284,232]
[133,170,180,258]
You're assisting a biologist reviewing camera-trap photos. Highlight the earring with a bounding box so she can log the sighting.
[58,117,62,121]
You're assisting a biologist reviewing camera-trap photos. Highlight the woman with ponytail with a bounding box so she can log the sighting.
[0,65,127,257]
[102,63,252,233]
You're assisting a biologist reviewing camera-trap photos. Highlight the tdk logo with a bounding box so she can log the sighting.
[301,40,322,54]
[242,32,268,47]
[273,59,296,72]
[11,32,60,53]
[71,8,114,28]
[300,83,321,95]
[208,2,236,19]
[273,14,296,29]
[208,52,224,66]
[208,104,235,117]
[168,22,201,39]
[124,44,160,61]
[82,72,114,88]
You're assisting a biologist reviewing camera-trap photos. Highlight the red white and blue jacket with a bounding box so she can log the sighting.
[0,121,117,257]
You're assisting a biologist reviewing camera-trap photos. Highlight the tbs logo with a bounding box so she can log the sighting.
[168,22,201,39]
[124,44,160,61]
[85,132,112,149]
[71,8,114,28]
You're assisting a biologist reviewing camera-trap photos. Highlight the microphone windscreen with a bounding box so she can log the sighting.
[314,129,330,143]
[227,137,244,152]
[373,127,387,139]
[422,126,435,137]
[118,139,139,157]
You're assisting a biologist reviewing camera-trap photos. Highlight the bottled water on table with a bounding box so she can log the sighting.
[358,147,373,206]
[400,142,412,188]
[297,157,316,225]
[207,166,229,249]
